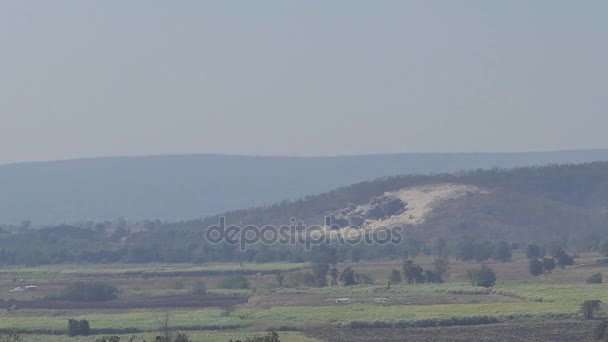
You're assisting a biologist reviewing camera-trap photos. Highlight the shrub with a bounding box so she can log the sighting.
[55,282,118,302]
[229,332,279,342]
[68,318,91,336]
[587,273,603,284]
[542,258,556,273]
[492,241,512,262]
[581,300,602,320]
[358,273,374,285]
[173,332,192,342]
[528,258,543,276]
[467,265,497,288]
[526,244,544,259]
[219,275,250,289]
[95,337,120,342]
[288,271,316,287]
[389,269,402,284]
[402,259,425,284]
[221,304,237,317]
[340,267,357,286]
[553,248,574,268]
[275,272,285,286]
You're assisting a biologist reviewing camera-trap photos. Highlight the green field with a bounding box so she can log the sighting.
[0,262,309,279]
[2,283,604,333]
[1,259,606,342]
[10,331,318,342]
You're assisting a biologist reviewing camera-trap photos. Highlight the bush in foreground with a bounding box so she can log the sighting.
[581,300,602,320]
[68,318,90,336]
[467,265,497,288]
[229,331,280,342]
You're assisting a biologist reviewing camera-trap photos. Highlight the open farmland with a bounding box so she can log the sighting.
[0,256,606,341]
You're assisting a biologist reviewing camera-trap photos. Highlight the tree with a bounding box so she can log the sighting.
[329,266,338,286]
[526,244,544,259]
[221,304,237,317]
[581,300,602,320]
[587,273,603,284]
[389,269,402,284]
[492,241,512,262]
[542,258,556,274]
[456,239,476,261]
[553,248,574,268]
[468,265,496,288]
[154,311,175,342]
[275,272,285,287]
[433,258,449,283]
[402,259,425,284]
[424,269,442,283]
[529,258,544,276]
[432,238,449,259]
[312,261,329,287]
[339,267,358,286]
[311,249,334,287]
[68,318,91,336]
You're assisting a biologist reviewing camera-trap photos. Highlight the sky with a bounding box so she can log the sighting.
[1,0,607,164]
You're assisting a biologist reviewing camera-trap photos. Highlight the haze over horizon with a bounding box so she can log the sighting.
[2,0,608,164]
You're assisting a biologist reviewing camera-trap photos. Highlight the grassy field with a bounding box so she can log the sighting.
[12,331,319,342]
[0,262,309,279]
[1,257,606,341]
[1,283,602,331]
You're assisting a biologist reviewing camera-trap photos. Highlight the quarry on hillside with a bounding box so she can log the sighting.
[328,184,488,230]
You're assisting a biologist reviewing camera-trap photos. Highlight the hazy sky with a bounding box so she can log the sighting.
[1,1,607,164]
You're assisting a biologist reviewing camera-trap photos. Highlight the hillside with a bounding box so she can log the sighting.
[197,161,608,245]
[2,150,608,224]
[2,161,608,266]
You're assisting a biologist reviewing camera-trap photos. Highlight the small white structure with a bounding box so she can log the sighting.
[335,298,351,304]
[9,287,23,292]
[374,297,388,304]
[25,285,38,291]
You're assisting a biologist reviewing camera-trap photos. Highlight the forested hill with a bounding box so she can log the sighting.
[197,161,608,229]
[2,161,608,265]
[3,149,608,224]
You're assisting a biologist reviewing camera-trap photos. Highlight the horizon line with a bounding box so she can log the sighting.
[2,147,608,167]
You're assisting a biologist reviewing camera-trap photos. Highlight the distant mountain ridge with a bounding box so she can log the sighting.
[2,149,608,224]
[3,160,608,265]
